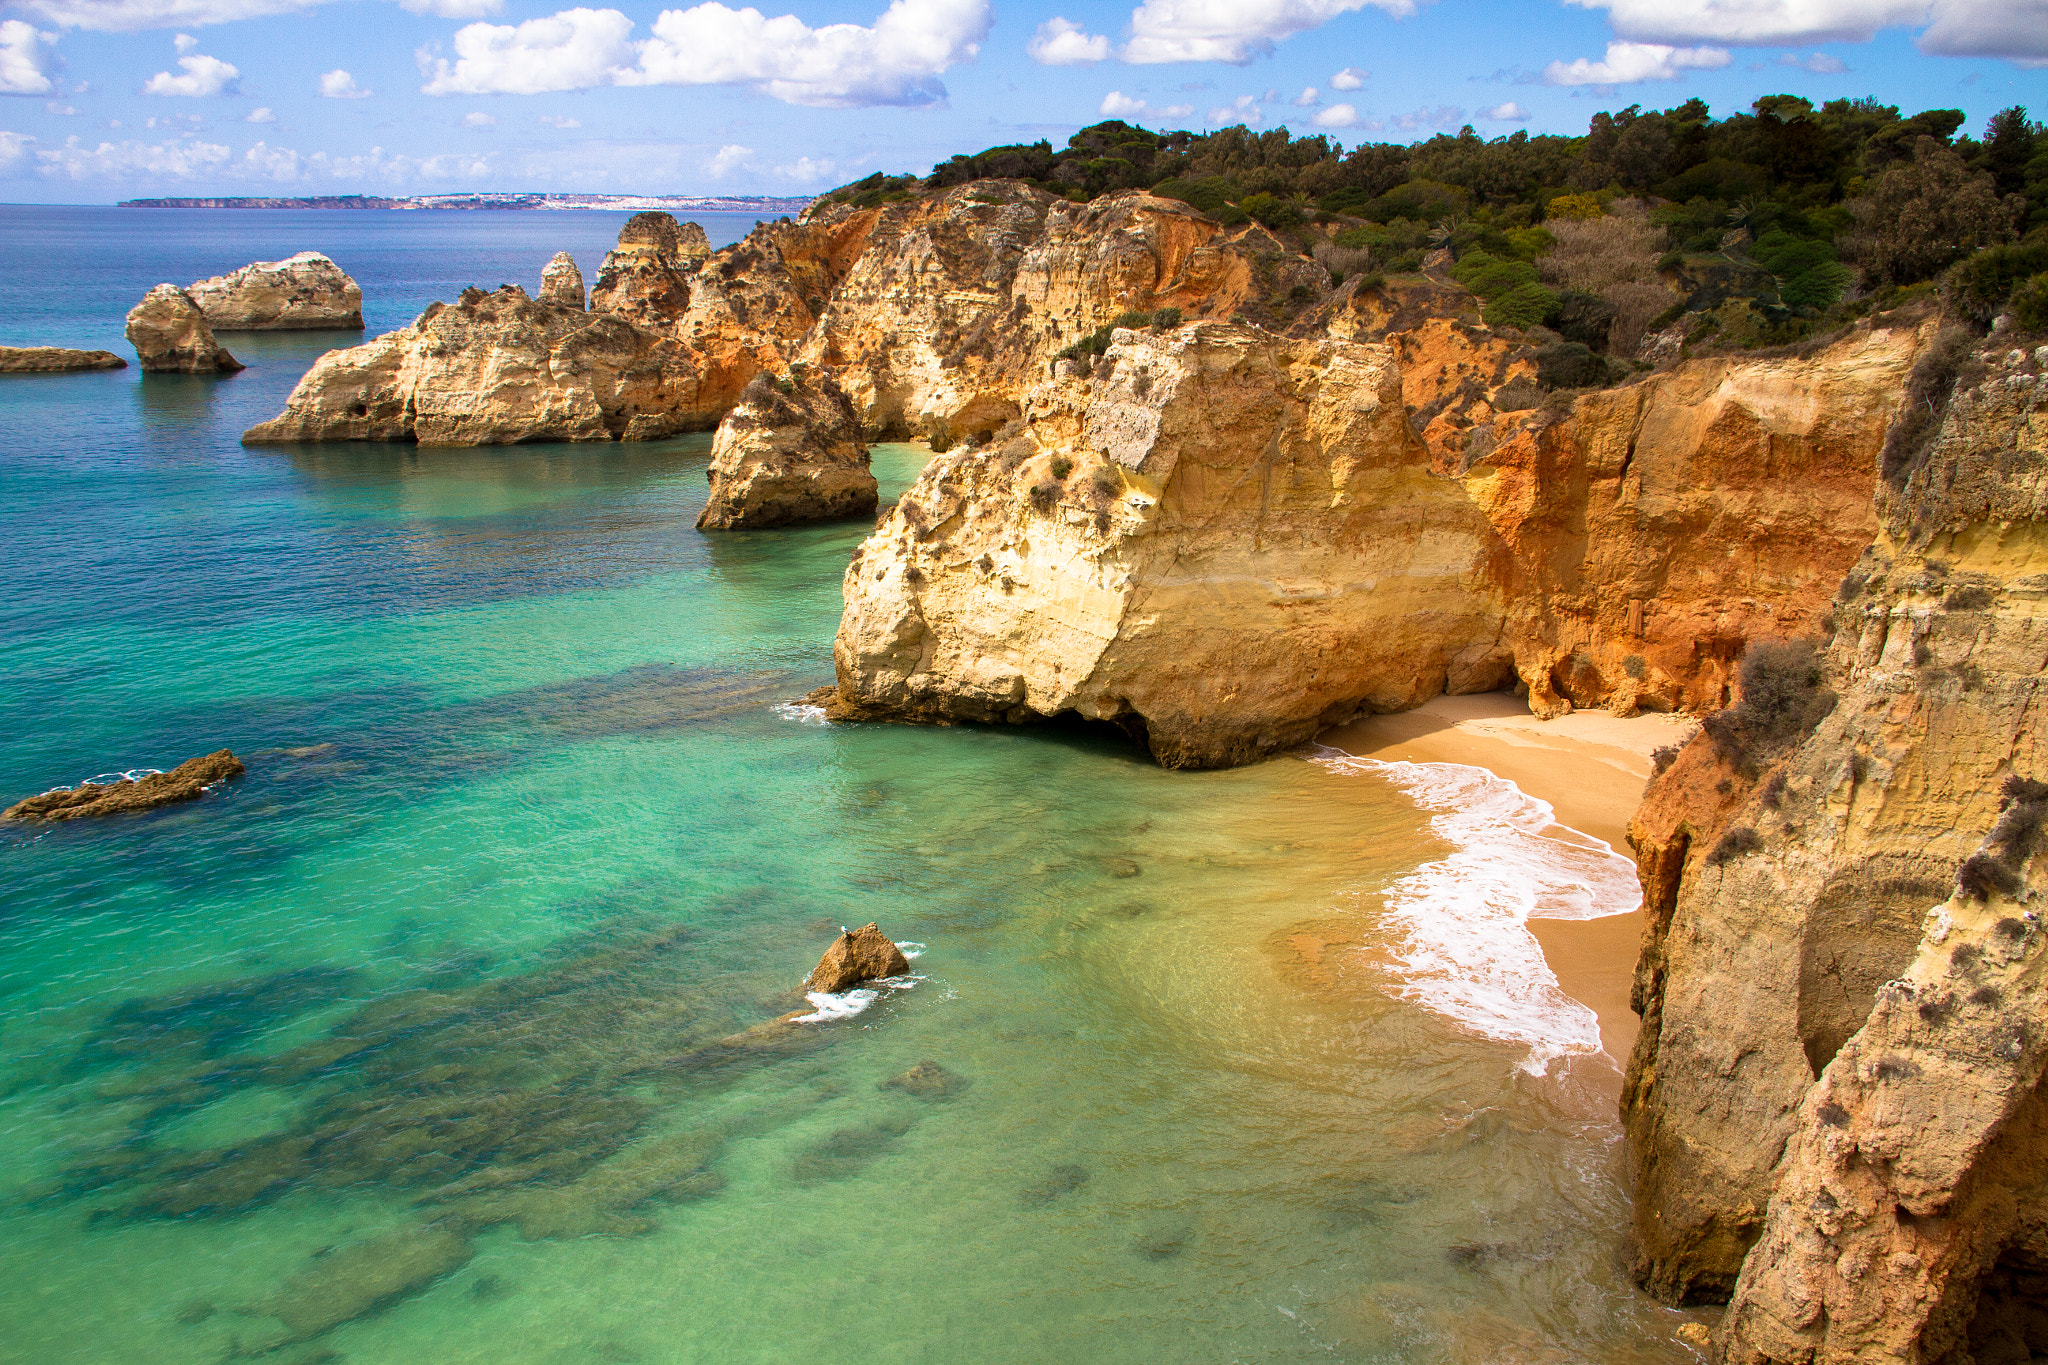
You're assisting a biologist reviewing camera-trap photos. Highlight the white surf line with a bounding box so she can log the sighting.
[1308,745,1643,1075]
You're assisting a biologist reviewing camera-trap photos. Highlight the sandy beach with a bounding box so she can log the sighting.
[1321,694,1697,1066]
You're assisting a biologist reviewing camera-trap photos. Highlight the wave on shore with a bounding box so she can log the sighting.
[1310,746,1642,1074]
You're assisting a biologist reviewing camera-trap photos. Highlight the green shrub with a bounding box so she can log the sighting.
[1050,456,1074,479]
[1533,340,1609,388]
[1151,306,1183,328]
[1702,639,1835,776]
[1950,235,2048,320]
[1452,251,1539,299]
[1482,282,1560,330]
[2013,272,2048,330]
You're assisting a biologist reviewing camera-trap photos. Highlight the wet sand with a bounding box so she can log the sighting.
[1321,694,1696,1066]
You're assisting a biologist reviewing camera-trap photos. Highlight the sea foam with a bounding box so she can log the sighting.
[774,702,829,726]
[1310,746,1642,1074]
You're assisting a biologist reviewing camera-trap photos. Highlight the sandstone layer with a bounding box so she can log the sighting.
[540,251,585,310]
[696,368,875,530]
[829,317,1922,768]
[1620,331,2048,1360]
[4,750,245,821]
[187,251,363,330]
[0,346,126,371]
[125,285,243,374]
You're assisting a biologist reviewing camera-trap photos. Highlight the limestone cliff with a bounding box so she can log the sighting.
[540,252,585,310]
[697,369,875,530]
[827,317,1923,767]
[1620,331,2048,1359]
[187,251,363,330]
[125,285,243,374]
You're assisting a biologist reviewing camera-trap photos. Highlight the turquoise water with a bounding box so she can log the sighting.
[0,209,1695,1363]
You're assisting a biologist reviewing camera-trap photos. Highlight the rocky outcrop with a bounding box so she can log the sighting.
[828,316,1923,767]
[589,212,710,323]
[0,347,126,371]
[696,369,875,530]
[4,750,245,821]
[187,251,363,330]
[125,286,243,374]
[1620,330,2048,1358]
[243,285,698,446]
[805,923,909,992]
[540,251,585,309]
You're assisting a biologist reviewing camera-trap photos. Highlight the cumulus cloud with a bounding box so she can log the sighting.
[774,154,834,181]
[16,0,496,31]
[1544,39,1729,83]
[1917,0,2048,65]
[141,52,239,95]
[1207,92,1262,125]
[35,132,230,177]
[705,141,750,175]
[171,28,194,49]
[1291,85,1316,104]
[398,0,504,14]
[319,67,370,97]
[244,104,273,120]
[1027,15,1108,64]
[0,128,33,167]
[1312,102,1355,126]
[1329,64,1365,87]
[420,6,636,95]
[537,112,580,126]
[1099,89,1192,119]
[1564,0,2044,64]
[461,110,495,125]
[0,20,56,95]
[1123,0,1413,64]
[1482,99,1528,119]
[45,99,75,112]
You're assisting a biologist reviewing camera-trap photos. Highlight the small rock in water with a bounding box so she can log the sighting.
[1676,1322,1712,1348]
[804,922,910,993]
[1445,1240,1515,1269]
[175,1300,216,1325]
[879,1060,968,1100]
[1132,1226,1190,1260]
[0,346,126,372]
[124,284,244,373]
[3,750,245,822]
[1019,1163,1089,1207]
[1105,858,1141,878]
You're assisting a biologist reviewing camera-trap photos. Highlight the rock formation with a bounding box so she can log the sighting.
[805,923,910,992]
[828,316,1922,767]
[589,212,710,324]
[0,347,126,371]
[1620,330,2048,1358]
[540,251,585,309]
[696,368,875,529]
[243,285,697,445]
[124,286,243,374]
[187,251,363,330]
[4,750,245,821]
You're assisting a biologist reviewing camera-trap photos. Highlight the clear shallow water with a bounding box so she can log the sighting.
[0,209,1695,1363]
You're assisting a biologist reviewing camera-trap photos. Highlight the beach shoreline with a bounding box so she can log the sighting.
[1319,693,1696,1067]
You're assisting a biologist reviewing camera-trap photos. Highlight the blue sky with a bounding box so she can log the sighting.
[0,0,2040,200]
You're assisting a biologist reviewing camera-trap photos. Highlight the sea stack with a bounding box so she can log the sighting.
[589,212,710,325]
[187,252,364,330]
[540,252,586,310]
[804,923,910,993]
[697,369,877,530]
[124,285,244,373]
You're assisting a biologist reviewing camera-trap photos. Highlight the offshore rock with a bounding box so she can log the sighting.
[4,750,245,821]
[805,923,909,993]
[696,369,875,530]
[124,285,243,373]
[589,212,711,324]
[1623,331,2048,1357]
[187,251,363,330]
[0,346,126,371]
[242,285,698,445]
[540,251,585,309]
[829,318,1921,768]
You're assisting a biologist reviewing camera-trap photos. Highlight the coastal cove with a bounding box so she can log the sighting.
[0,209,1701,1362]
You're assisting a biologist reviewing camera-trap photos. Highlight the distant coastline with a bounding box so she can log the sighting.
[117,192,816,213]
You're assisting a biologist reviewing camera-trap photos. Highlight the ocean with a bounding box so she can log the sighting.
[0,204,1691,1363]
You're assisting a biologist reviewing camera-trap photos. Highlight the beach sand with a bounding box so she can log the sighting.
[1321,694,1696,1067]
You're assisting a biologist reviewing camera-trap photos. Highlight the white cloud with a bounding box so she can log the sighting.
[1124,0,1413,64]
[461,109,496,125]
[774,154,834,181]
[1312,102,1355,126]
[1544,39,1729,83]
[15,0,498,31]
[705,141,751,175]
[1482,100,1528,120]
[633,0,992,107]
[1778,49,1848,70]
[1099,88,1146,115]
[399,0,504,14]
[1329,64,1365,87]
[45,99,76,112]
[0,20,56,95]
[537,113,581,126]
[35,132,229,177]
[1386,103,1462,131]
[1027,15,1108,64]
[0,129,33,167]
[140,52,239,95]
[1917,0,2048,64]
[319,67,371,97]
[244,104,273,120]
[1207,92,1262,125]
[172,29,195,49]
[421,6,636,95]
[1562,0,1923,45]
[1291,84,1316,104]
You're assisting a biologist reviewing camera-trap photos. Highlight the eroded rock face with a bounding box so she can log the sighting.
[540,251,585,309]
[0,347,126,371]
[243,285,699,446]
[125,285,243,374]
[187,251,363,330]
[4,750,245,821]
[829,317,1923,768]
[805,923,909,992]
[1621,332,2048,1356]
[588,212,710,324]
[697,369,875,529]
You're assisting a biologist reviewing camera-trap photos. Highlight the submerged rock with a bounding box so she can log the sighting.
[4,750,245,822]
[248,1224,473,1342]
[805,922,910,993]
[0,346,126,372]
[540,251,586,310]
[187,251,363,331]
[1019,1163,1089,1206]
[124,285,243,374]
[879,1060,967,1099]
[696,369,876,530]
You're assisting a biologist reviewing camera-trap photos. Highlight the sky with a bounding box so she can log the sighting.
[0,0,2041,200]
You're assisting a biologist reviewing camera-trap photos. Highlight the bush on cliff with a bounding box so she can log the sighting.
[1703,639,1836,776]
